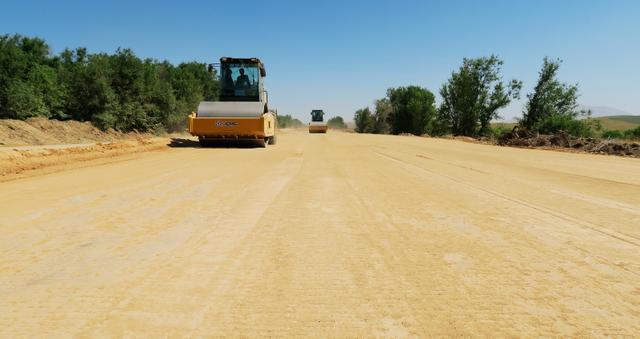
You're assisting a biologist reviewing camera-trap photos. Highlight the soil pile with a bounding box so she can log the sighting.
[0,137,167,181]
[498,128,640,157]
[0,118,137,147]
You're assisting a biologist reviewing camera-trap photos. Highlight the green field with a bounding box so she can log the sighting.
[491,122,517,130]
[595,115,640,130]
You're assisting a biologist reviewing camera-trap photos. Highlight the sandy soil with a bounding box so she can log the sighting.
[0,138,168,181]
[0,118,138,147]
[1,130,639,336]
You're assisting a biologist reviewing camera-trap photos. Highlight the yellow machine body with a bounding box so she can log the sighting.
[188,112,276,140]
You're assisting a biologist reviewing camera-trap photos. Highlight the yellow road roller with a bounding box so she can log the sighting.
[308,109,328,133]
[188,57,276,147]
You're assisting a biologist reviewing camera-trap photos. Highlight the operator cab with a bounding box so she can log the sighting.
[219,57,267,102]
[311,109,325,122]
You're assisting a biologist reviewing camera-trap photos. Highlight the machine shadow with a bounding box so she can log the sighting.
[167,138,266,149]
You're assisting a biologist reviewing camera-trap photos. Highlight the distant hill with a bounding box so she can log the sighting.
[573,105,639,130]
[594,115,640,131]
[579,105,635,117]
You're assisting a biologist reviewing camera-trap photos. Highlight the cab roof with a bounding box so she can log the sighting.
[220,57,266,77]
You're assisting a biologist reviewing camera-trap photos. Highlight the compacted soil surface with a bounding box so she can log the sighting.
[1,130,639,336]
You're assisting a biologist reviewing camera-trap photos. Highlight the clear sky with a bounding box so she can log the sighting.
[1,0,639,121]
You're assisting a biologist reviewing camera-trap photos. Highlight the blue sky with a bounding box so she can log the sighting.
[1,0,639,121]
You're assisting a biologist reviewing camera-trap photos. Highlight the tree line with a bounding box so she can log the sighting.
[277,114,304,128]
[277,114,347,129]
[0,34,218,132]
[2,35,634,139]
[354,55,626,139]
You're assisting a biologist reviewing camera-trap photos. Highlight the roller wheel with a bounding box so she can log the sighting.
[267,135,277,145]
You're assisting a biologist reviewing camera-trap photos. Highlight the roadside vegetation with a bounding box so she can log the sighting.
[0,34,217,132]
[600,127,640,140]
[1,34,637,144]
[277,114,304,128]
[353,56,639,142]
[327,116,347,129]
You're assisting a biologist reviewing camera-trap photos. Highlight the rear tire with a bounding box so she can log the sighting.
[267,135,277,145]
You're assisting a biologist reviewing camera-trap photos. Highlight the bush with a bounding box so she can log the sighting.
[489,124,512,140]
[354,107,374,133]
[601,130,624,139]
[623,126,640,140]
[165,111,188,133]
[277,114,303,128]
[533,115,600,138]
[4,80,47,119]
[327,116,347,129]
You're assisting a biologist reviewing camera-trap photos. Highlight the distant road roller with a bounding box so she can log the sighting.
[188,57,276,147]
[308,109,328,133]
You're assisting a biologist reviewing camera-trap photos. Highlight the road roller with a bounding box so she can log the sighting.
[308,109,328,133]
[188,57,276,147]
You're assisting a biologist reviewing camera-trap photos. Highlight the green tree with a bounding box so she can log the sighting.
[520,58,585,134]
[372,98,391,134]
[387,86,436,135]
[59,48,91,120]
[28,63,67,119]
[438,55,522,136]
[327,116,347,129]
[0,34,61,119]
[171,64,204,115]
[177,62,218,101]
[0,34,219,132]
[81,54,120,127]
[354,107,374,133]
[4,80,47,119]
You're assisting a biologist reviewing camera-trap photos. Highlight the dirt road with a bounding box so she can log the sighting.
[1,131,639,336]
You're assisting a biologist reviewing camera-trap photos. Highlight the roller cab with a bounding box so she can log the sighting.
[188,57,277,147]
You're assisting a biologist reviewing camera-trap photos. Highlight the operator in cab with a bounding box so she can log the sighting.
[235,68,251,90]
[222,66,235,91]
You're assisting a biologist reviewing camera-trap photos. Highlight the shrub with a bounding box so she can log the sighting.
[623,126,640,140]
[277,114,303,128]
[533,115,600,138]
[489,125,512,140]
[601,130,624,139]
[354,107,374,133]
[4,80,47,119]
[327,116,347,129]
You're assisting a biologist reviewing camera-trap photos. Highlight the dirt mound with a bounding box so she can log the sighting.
[498,127,640,157]
[0,137,167,181]
[0,118,135,147]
